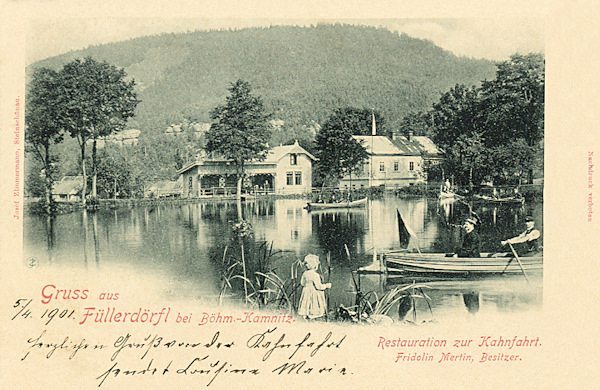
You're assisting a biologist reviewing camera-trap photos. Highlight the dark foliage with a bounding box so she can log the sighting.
[31,24,495,134]
[314,108,370,185]
[411,53,544,186]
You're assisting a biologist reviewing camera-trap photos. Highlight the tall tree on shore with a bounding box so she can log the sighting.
[314,108,370,186]
[57,57,138,205]
[478,53,544,183]
[420,54,544,186]
[205,80,271,219]
[25,68,64,212]
[430,84,480,151]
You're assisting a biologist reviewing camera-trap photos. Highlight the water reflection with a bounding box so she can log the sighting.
[44,215,55,264]
[312,210,367,264]
[24,196,542,320]
[462,292,480,314]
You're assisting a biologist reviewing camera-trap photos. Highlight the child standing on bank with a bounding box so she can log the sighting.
[298,254,332,320]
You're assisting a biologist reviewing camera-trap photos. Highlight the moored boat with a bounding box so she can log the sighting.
[439,190,462,200]
[383,251,542,276]
[472,194,525,204]
[305,197,368,211]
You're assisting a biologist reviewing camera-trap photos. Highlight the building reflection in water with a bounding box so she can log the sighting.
[23,196,542,316]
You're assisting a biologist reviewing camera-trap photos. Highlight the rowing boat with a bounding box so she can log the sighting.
[305,197,368,211]
[472,194,525,204]
[439,190,462,200]
[383,251,542,276]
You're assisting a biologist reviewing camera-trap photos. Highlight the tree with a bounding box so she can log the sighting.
[478,53,544,183]
[57,57,138,205]
[325,108,386,136]
[423,53,544,187]
[24,158,47,198]
[430,84,479,149]
[205,80,271,218]
[483,139,538,185]
[314,108,370,185]
[95,149,135,199]
[25,68,64,211]
[446,133,487,187]
[398,111,433,138]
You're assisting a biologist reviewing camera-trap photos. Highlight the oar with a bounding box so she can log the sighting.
[508,243,529,283]
[500,256,514,275]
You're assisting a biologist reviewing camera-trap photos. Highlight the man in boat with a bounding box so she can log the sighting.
[453,216,481,258]
[501,216,540,256]
[444,179,452,192]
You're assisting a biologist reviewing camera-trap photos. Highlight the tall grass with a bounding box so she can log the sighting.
[338,281,434,324]
[218,228,300,313]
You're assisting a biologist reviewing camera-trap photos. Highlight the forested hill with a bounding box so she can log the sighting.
[30,24,497,132]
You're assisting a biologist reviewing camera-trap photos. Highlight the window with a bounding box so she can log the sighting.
[290,154,297,165]
[393,161,399,171]
[188,176,193,190]
[379,162,385,172]
[286,172,293,185]
[409,161,415,171]
[295,172,302,185]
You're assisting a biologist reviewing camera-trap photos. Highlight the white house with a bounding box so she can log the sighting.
[338,135,425,189]
[178,141,316,197]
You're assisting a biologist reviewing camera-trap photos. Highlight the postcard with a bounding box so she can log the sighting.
[1,1,598,389]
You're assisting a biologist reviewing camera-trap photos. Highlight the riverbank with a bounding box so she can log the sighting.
[24,193,309,215]
[394,183,544,200]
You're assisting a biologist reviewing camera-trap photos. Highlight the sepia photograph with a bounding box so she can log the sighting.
[23,17,544,323]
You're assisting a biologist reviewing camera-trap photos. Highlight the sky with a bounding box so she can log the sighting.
[27,18,544,65]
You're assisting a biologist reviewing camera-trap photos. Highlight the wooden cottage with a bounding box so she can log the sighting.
[178,141,316,197]
[52,176,84,202]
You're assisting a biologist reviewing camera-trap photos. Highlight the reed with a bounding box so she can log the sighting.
[218,233,299,312]
[338,282,433,324]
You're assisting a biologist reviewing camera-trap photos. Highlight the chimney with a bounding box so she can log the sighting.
[408,130,414,141]
[391,132,398,141]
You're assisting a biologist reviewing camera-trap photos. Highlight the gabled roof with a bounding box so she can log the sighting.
[263,142,316,163]
[390,136,423,155]
[177,141,315,174]
[410,136,444,157]
[352,135,420,156]
[53,176,83,195]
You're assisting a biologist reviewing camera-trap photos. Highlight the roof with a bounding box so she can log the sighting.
[352,135,420,156]
[262,142,316,163]
[53,176,83,195]
[410,136,444,157]
[177,141,316,174]
[147,180,182,194]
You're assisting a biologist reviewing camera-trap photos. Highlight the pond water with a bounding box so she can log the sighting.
[24,195,543,323]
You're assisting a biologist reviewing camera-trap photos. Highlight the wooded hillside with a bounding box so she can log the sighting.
[30,24,496,133]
